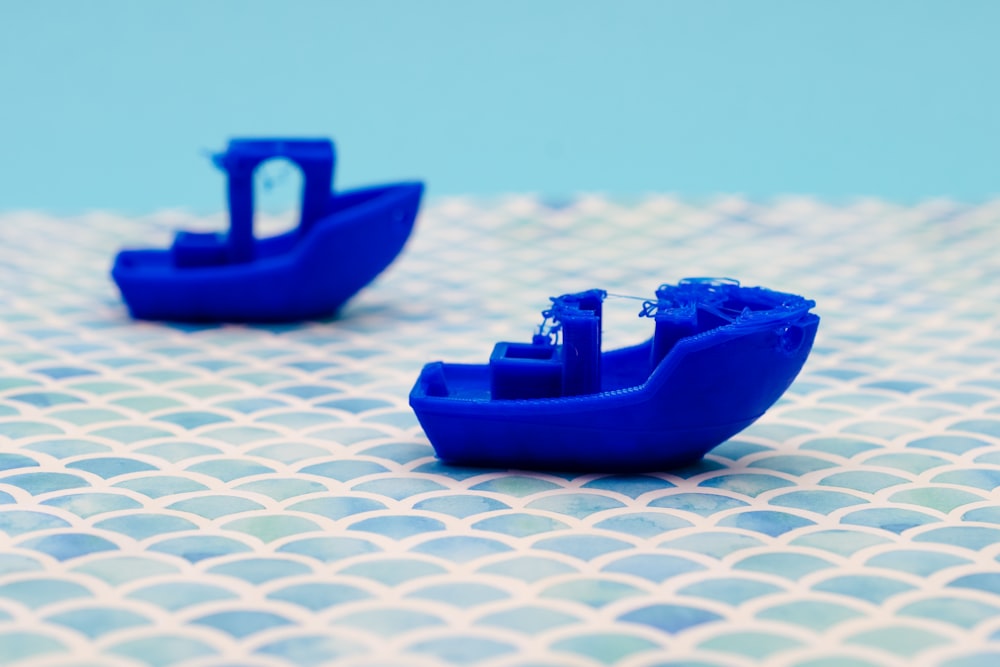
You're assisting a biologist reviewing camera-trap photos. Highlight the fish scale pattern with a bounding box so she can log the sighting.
[0,197,998,667]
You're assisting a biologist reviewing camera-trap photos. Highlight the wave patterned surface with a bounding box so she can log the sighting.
[0,197,998,666]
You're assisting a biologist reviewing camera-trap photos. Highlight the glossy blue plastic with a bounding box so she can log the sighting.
[112,138,423,322]
[410,279,819,471]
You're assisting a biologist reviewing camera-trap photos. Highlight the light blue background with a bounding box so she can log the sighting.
[2,0,998,213]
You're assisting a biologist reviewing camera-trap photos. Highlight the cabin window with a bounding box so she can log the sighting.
[253,157,303,239]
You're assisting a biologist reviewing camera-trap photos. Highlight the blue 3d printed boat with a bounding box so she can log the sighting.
[112,138,423,322]
[410,279,819,470]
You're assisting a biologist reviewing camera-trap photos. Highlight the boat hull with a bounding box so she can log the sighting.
[410,312,820,471]
[112,182,422,322]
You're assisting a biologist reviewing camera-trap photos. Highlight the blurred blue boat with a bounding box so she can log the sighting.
[113,138,422,322]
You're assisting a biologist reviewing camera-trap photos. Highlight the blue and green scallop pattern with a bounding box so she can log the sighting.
[0,197,998,666]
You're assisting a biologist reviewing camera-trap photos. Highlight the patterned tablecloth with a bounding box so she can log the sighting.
[0,197,998,667]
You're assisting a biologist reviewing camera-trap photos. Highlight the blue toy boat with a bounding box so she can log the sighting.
[410,279,819,471]
[112,138,423,322]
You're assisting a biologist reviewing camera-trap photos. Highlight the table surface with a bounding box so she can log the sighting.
[0,197,998,667]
